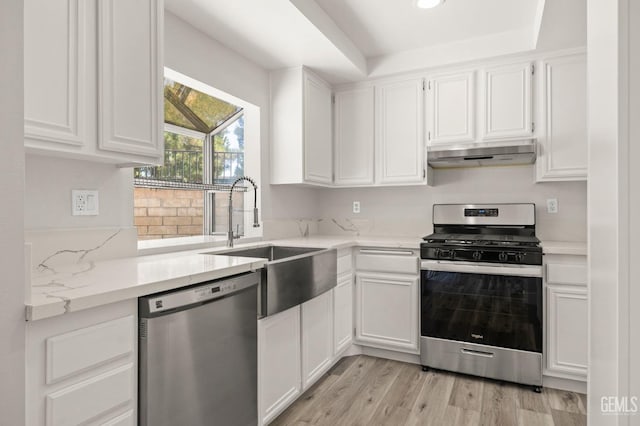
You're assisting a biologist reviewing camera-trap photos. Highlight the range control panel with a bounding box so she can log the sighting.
[464,208,499,217]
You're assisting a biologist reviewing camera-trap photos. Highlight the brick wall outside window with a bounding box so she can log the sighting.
[134,188,204,240]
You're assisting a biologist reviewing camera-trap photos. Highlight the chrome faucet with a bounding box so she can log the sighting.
[228,176,260,248]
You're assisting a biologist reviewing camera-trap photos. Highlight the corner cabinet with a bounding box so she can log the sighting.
[270,67,333,185]
[544,255,588,381]
[536,53,588,182]
[375,78,427,185]
[24,0,164,166]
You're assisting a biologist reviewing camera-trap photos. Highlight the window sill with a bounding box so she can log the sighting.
[137,235,263,256]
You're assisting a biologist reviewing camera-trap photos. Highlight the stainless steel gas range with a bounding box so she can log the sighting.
[419,203,543,391]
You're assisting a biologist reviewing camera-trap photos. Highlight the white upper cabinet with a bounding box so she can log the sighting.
[24,0,87,148]
[536,53,588,182]
[426,71,476,146]
[97,0,163,159]
[375,78,426,185]
[481,62,533,140]
[24,0,164,165]
[271,67,333,185]
[334,87,375,186]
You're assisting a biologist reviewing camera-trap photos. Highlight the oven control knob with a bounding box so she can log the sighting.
[472,251,482,261]
[498,252,508,262]
[515,253,525,263]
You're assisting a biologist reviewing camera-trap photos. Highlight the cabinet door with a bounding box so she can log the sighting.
[375,79,425,185]
[258,306,301,425]
[536,54,588,181]
[427,71,476,145]
[355,272,419,353]
[334,88,375,185]
[481,63,533,140]
[546,285,588,379]
[334,274,354,356]
[301,291,334,390]
[304,72,333,184]
[97,0,163,161]
[24,0,87,148]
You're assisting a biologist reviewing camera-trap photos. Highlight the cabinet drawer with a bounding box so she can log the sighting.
[46,315,134,384]
[46,363,133,426]
[356,249,418,274]
[337,251,353,276]
[546,263,587,286]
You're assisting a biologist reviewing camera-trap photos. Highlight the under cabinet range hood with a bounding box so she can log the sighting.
[427,140,536,168]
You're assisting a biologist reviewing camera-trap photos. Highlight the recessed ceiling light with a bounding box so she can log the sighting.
[415,0,445,9]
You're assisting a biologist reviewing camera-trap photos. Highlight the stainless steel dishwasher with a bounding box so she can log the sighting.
[138,271,260,426]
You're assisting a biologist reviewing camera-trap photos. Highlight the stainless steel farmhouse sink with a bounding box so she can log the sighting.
[205,245,337,316]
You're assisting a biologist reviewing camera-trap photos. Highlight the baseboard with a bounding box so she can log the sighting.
[543,375,587,394]
[359,345,421,364]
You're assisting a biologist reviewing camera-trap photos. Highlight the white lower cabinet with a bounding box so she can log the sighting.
[26,300,137,426]
[301,291,334,389]
[258,305,302,425]
[544,255,588,381]
[355,272,419,353]
[334,273,354,356]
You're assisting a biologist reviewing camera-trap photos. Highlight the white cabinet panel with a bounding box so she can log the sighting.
[375,78,426,185]
[546,286,588,379]
[355,272,419,353]
[46,363,133,426]
[301,291,334,389]
[355,249,419,274]
[97,0,163,158]
[258,306,301,425]
[334,87,375,185]
[546,262,587,286]
[536,54,588,181]
[333,274,354,356]
[303,72,333,184]
[482,63,533,140]
[24,0,86,147]
[427,71,476,145]
[101,410,134,426]
[46,315,134,384]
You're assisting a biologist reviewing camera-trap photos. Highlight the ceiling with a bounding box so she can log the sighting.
[165,0,586,83]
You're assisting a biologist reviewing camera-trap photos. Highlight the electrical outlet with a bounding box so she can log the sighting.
[546,198,558,214]
[353,201,361,214]
[72,190,99,216]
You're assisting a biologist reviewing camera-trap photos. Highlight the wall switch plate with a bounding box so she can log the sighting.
[353,201,361,214]
[72,190,99,216]
[546,198,558,214]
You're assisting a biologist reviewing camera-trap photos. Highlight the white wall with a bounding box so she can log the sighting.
[587,0,639,424]
[164,12,321,223]
[0,0,25,422]
[25,155,134,229]
[317,166,587,241]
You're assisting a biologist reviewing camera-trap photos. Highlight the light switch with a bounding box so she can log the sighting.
[72,190,99,216]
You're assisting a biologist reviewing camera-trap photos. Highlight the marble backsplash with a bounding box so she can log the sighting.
[25,227,138,272]
[263,217,429,240]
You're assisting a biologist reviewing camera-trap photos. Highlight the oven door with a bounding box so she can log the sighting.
[420,260,543,386]
[420,260,543,353]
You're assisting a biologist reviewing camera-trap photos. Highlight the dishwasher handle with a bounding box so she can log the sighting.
[139,271,260,318]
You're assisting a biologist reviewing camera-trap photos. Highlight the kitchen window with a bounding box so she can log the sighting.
[134,69,260,242]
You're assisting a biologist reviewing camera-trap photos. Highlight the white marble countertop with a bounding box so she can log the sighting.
[27,235,421,321]
[540,240,587,256]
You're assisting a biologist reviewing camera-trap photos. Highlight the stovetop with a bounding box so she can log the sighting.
[422,232,540,247]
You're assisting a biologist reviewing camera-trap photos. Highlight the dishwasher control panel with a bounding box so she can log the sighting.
[139,271,259,316]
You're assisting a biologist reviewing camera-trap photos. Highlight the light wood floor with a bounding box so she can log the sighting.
[271,355,587,426]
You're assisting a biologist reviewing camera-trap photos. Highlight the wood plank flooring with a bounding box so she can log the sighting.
[270,355,586,426]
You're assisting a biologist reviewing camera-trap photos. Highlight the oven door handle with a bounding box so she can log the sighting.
[461,348,495,358]
[420,260,542,278]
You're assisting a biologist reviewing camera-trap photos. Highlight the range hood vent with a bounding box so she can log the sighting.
[427,140,536,169]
